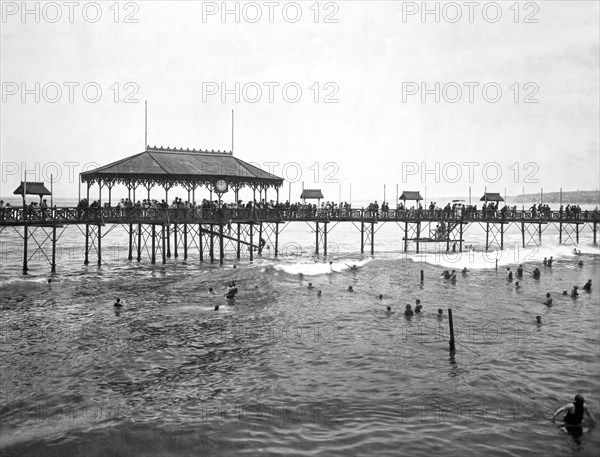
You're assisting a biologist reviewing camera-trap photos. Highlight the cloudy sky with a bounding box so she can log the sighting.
[1,1,598,203]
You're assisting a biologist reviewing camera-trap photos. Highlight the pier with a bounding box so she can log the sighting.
[1,146,598,273]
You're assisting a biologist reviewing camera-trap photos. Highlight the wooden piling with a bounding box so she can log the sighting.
[249,223,254,261]
[84,224,89,265]
[199,224,203,262]
[274,223,279,258]
[137,224,142,261]
[51,225,56,273]
[315,222,319,254]
[97,225,102,267]
[360,222,365,254]
[323,222,328,256]
[576,223,579,244]
[420,270,424,282]
[404,221,408,252]
[219,222,224,265]
[209,224,215,263]
[173,224,178,258]
[236,224,241,259]
[166,225,171,258]
[162,225,166,264]
[448,308,456,351]
[416,222,420,254]
[559,222,562,244]
[183,224,188,260]
[459,223,463,253]
[151,224,156,264]
[370,222,375,255]
[22,226,29,273]
[128,223,133,260]
[485,222,489,251]
[521,222,525,248]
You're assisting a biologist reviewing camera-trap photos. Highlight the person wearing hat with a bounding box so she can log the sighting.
[583,279,592,292]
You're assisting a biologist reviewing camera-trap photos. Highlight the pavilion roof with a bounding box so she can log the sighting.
[13,181,51,196]
[480,192,504,202]
[399,191,423,201]
[80,146,284,188]
[300,189,324,199]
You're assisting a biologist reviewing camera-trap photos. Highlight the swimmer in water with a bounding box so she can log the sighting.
[348,285,354,292]
[536,316,542,325]
[578,260,583,266]
[214,305,219,311]
[308,282,314,289]
[543,257,548,266]
[507,267,513,281]
[317,290,322,297]
[437,308,443,319]
[532,267,541,278]
[414,299,422,314]
[552,394,596,427]
[345,264,359,272]
[515,281,520,289]
[114,298,123,307]
[442,270,451,279]
[583,279,592,292]
[449,270,457,281]
[462,267,467,276]
[386,305,393,315]
[378,294,383,300]
[47,278,52,284]
[562,290,568,296]
[571,286,579,298]
[544,293,553,306]
[516,265,524,278]
[209,287,215,295]
[404,304,414,317]
[547,256,554,267]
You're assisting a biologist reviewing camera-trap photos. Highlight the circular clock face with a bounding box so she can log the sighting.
[216,179,228,192]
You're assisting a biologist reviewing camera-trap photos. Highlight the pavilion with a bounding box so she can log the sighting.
[300,189,324,205]
[399,191,423,208]
[80,146,284,205]
[13,181,51,205]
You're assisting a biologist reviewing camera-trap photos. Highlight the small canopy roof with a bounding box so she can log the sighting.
[13,181,51,197]
[480,192,504,202]
[300,189,324,200]
[399,191,423,201]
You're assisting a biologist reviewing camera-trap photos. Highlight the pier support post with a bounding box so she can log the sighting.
[404,221,408,252]
[236,224,241,259]
[199,224,203,262]
[174,224,178,258]
[183,224,188,260]
[209,224,214,263]
[274,223,279,258]
[324,222,328,256]
[151,224,156,264]
[521,222,525,248]
[576,223,579,244]
[459,223,463,253]
[360,222,365,254]
[249,223,254,261]
[559,222,562,244]
[219,222,224,265]
[137,224,142,262]
[259,222,263,255]
[594,222,597,244]
[485,222,490,251]
[416,222,421,254]
[22,225,29,273]
[84,224,89,265]
[500,223,504,250]
[97,225,102,267]
[315,222,320,254]
[162,225,166,264]
[166,225,171,258]
[370,222,375,255]
[128,223,133,260]
[51,225,57,273]
[538,223,542,244]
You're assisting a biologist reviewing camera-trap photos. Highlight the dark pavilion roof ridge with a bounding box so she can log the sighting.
[146,145,233,155]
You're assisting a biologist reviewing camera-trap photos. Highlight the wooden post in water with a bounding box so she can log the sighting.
[249,223,254,261]
[51,225,56,273]
[370,221,375,255]
[173,224,178,258]
[404,221,408,252]
[315,222,320,254]
[128,224,133,260]
[485,222,490,251]
[22,226,29,273]
[84,224,89,265]
[576,223,579,244]
[258,222,263,255]
[219,222,224,265]
[97,225,102,267]
[274,223,279,258]
[420,270,424,283]
[166,225,171,258]
[500,223,504,250]
[323,222,328,256]
[236,224,241,259]
[559,222,562,244]
[162,225,166,264]
[448,308,456,351]
[459,223,463,253]
[137,224,142,261]
[416,222,421,254]
[360,222,365,254]
[183,224,188,260]
[594,222,597,244]
[151,224,156,264]
[209,224,214,263]
[521,222,525,248]
[199,224,204,262]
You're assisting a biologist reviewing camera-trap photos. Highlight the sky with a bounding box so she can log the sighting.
[1,0,599,204]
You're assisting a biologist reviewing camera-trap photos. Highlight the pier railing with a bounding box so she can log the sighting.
[0,206,598,225]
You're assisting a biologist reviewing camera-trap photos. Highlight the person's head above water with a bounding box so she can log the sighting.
[406,304,412,309]
[378,294,383,299]
[437,308,443,315]
[214,305,219,311]
[387,306,391,311]
[317,290,322,296]
[574,394,584,406]
[536,316,541,323]
[415,299,421,305]
[348,285,353,291]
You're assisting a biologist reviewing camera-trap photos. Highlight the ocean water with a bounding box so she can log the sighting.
[1,217,599,456]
